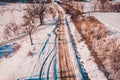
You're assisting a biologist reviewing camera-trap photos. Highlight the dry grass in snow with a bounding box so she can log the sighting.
[93,36,120,80]
[73,16,120,80]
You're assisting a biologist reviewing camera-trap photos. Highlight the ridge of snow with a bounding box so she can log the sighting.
[67,15,107,80]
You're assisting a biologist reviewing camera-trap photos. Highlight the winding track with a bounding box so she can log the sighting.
[39,28,57,80]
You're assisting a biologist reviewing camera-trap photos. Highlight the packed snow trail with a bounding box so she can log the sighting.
[54,2,88,80]
[55,3,77,80]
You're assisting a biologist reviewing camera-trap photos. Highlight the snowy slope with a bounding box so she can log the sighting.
[0,3,58,80]
[92,13,120,33]
[0,3,27,42]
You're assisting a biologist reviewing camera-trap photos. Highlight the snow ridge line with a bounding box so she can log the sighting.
[65,14,88,80]
[67,15,108,80]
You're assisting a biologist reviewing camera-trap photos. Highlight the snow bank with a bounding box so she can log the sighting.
[66,15,107,80]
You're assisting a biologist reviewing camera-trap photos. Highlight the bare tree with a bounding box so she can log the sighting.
[32,0,46,25]
[21,0,46,45]
[22,7,37,45]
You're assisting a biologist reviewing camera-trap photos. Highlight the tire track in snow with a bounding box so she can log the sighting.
[39,24,58,80]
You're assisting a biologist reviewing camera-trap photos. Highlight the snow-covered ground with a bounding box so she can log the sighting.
[82,0,120,12]
[80,1,120,36]
[90,12,120,80]
[0,3,27,42]
[0,1,119,80]
[0,24,56,80]
[91,12,120,36]
[115,0,120,2]
[66,15,107,80]
[0,3,58,80]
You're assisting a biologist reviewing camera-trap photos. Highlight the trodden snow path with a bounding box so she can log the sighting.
[54,3,86,80]
[55,4,77,80]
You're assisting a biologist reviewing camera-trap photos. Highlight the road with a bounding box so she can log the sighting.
[55,3,76,80]
[57,17,76,79]
[54,3,87,80]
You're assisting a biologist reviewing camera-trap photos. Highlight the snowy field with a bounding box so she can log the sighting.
[80,0,120,36]
[0,3,58,80]
[0,3,27,42]
[91,12,120,35]
[0,1,119,80]
[115,0,120,2]
[0,24,56,80]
